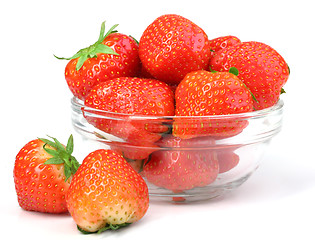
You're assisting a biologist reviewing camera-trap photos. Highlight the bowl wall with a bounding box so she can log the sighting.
[71,97,284,202]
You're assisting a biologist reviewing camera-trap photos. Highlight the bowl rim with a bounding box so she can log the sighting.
[71,97,284,120]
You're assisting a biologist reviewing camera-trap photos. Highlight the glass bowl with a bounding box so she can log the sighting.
[71,97,284,202]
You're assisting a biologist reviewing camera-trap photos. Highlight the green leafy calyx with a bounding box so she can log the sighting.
[229,67,239,76]
[54,21,119,71]
[209,66,218,73]
[77,223,131,234]
[281,88,286,94]
[39,135,80,181]
[227,67,258,106]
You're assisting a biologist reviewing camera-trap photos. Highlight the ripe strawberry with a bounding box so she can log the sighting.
[138,64,155,79]
[125,158,146,174]
[56,22,141,100]
[173,70,254,139]
[210,41,290,109]
[83,77,175,145]
[139,14,211,84]
[66,149,149,233]
[216,148,240,173]
[111,141,158,161]
[143,135,219,192]
[13,135,79,213]
[209,35,241,58]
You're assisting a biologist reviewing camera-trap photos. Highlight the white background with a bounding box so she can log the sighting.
[1,0,315,239]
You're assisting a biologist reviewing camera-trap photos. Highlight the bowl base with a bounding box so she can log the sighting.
[148,170,254,203]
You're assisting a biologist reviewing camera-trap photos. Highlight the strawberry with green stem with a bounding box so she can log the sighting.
[55,21,141,100]
[173,69,254,139]
[13,135,79,213]
[210,41,289,110]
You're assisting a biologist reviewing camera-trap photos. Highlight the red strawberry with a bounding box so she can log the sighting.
[124,158,146,174]
[93,131,158,162]
[110,141,157,161]
[56,22,141,100]
[209,35,241,58]
[13,135,79,213]
[139,14,211,84]
[173,70,254,139]
[210,41,289,109]
[66,149,149,233]
[138,64,156,79]
[216,149,240,173]
[143,135,219,192]
[83,77,174,145]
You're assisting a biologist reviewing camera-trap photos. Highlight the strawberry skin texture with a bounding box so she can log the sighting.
[209,35,241,58]
[84,77,174,116]
[173,70,254,139]
[66,149,149,233]
[14,139,71,213]
[143,135,219,192]
[210,41,289,109]
[65,33,141,100]
[84,77,174,144]
[111,141,157,161]
[216,149,240,173]
[139,14,211,84]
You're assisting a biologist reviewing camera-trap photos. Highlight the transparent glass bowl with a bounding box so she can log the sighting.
[71,97,284,202]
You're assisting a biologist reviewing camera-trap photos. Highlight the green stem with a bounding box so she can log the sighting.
[54,21,119,71]
[39,135,80,181]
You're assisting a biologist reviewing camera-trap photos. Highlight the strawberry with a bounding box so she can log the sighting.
[139,14,211,84]
[210,41,290,109]
[83,77,175,145]
[111,141,157,161]
[66,149,149,233]
[173,69,254,139]
[209,35,241,58]
[143,135,219,192]
[56,22,141,100]
[13,135,79,213]
[124,158,146,174]
[216,148,240,173]
[138,64,155,79]
[93,131,157,162]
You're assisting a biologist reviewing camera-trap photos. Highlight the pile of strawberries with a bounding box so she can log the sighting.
[13,14,289,234]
